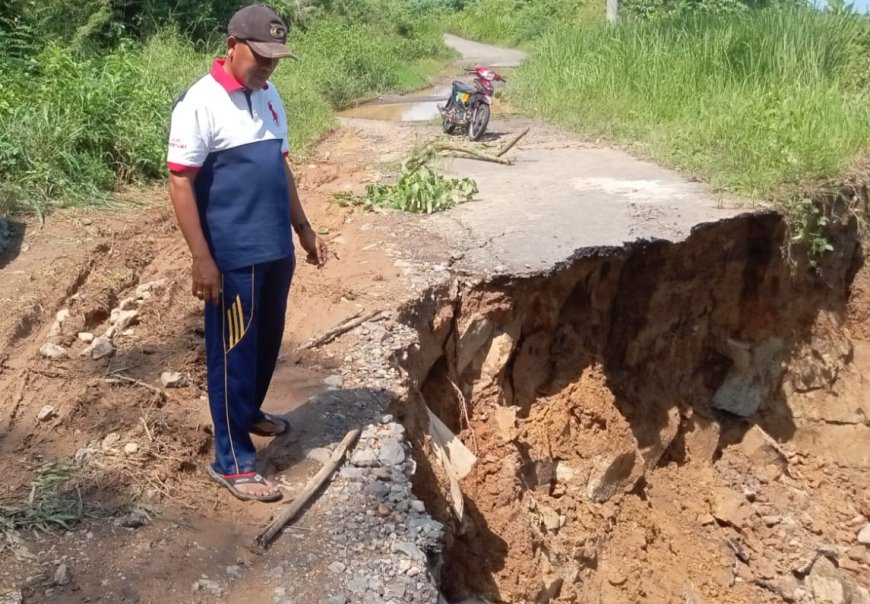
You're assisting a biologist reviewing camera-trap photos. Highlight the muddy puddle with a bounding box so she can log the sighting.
[339,86,451,122]
[339,82,513,122]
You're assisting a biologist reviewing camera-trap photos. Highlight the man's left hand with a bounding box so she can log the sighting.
[298,227,328,267]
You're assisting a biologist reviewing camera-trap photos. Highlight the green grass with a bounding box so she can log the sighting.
[444,0,602,46]
[508,7,870,198]
[0,9,450,215]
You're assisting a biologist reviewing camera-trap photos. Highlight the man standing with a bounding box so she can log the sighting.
[167,4,326,501]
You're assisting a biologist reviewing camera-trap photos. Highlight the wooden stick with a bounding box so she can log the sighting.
[434,144,514,165]
[103,375,164,395]
[256,428,361,548]
[497,127,530,157]
[298,309,389,351]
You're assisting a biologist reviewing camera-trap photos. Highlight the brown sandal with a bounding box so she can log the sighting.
[249,413,290,437]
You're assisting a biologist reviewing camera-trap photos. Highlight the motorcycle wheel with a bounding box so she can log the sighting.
[467,104,490,141]
[442,116,456,135]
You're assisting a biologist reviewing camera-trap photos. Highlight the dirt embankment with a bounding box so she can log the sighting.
[399,209,870,604]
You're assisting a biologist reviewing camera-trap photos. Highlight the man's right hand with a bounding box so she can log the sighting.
[192,254,221,305]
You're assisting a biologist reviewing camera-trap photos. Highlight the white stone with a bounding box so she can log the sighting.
[118,297,138,311]
[808,556,847,604]
[1,589,23,604]
[160,371,186,388]
[40,343,68,360]
[379,438,406,466]
[78,332,94,343]
[135,279,167,298]
[713,338,784,416]
[47,309,70,338]
[101,432,121,450]
[858,523,870,545]
[323,374,343,389]
[37,405,56,421]
[351,449,378,468]
[327,561,346,573]
[123,443,139,455]
[90,337,114,360]
[53,564,71,586]
[391,541,426,560]
[113,309,139,332]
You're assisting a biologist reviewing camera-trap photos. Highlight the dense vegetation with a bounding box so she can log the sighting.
[0,0,451,213]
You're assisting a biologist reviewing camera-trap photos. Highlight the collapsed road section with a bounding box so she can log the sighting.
[395,207,870,603]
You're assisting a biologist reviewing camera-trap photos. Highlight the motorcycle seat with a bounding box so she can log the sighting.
[452,81,476,94]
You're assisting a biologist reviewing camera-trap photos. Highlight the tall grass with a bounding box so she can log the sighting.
[445,0,601,46]
[510,7,870,197]
[0,9,450,214]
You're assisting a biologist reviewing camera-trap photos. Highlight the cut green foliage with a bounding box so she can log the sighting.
[1,460,84,559]
[334,159,477,214]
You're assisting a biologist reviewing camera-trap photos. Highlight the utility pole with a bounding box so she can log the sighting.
[607,0,619,24]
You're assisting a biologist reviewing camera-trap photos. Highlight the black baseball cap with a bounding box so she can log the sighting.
[228,5,297,60]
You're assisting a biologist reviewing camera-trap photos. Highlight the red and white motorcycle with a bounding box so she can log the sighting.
[438,66,506,141]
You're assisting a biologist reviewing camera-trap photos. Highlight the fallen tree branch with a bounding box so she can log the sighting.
[298,309,389,351]
[434,144,514,165]
[256,428,361,548]
[496,127,530,157]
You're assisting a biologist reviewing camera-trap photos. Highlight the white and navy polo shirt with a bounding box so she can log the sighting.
[167,59,293,271]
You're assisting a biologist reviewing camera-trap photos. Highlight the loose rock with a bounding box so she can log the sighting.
[225,565,242,579]
[53,564,71,586]
[192,579,223,597]
[78,332,94,343]
[858,524,870,545]
[113,309,139,332]
[1,589,23,604]
[379,438,406,466]
[712,338,784,416]
[324,374,343,389]
[101,432,121,450]
[135,279,167,298]
[807,556,848,604]
[89,337,114,360]
[114,509,150,528]
[37,405,56,421]
[351,448,378,468]
[307,448,333,464]
[391,541,426,561]
[39,343,68,360]
[160,371,186,388]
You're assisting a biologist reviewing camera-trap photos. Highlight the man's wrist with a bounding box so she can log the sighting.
[293,220,312,235]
